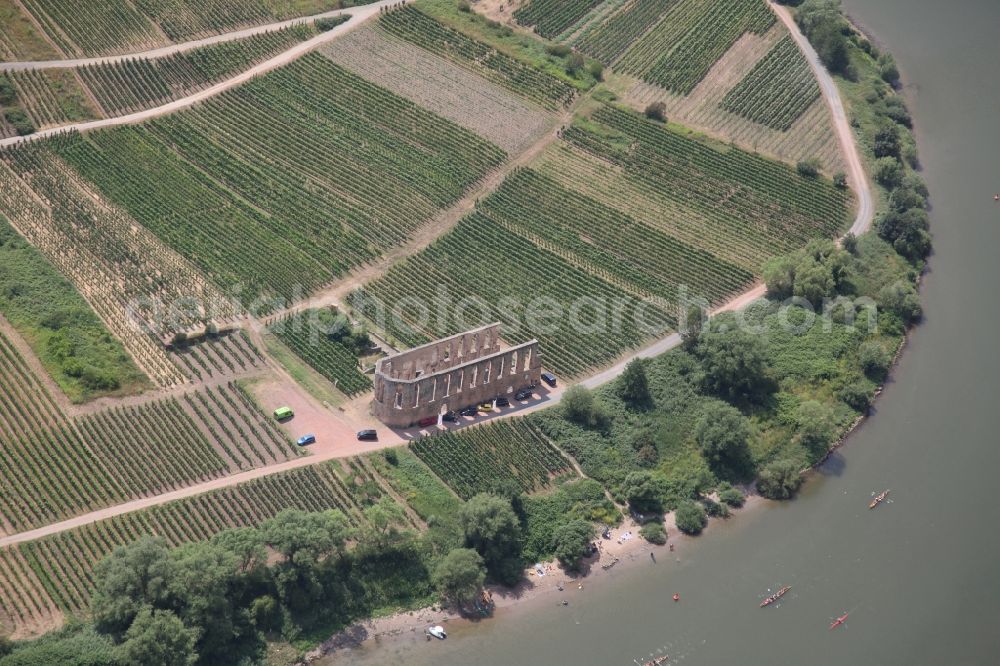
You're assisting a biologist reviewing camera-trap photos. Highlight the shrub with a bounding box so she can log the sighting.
[837,377,872,411]
[796,159,820,178]
[795,400,836,455]
[701,497,729,518]
[566,52,586,76]
[551,519,595,571]
[644,102,667,122]
[0,75,15,105]
[383,449,399,466]
[588,61,604,82]
[833,171,847,188]
[717,482,745,508]
[842,232,858,255]
[674,501,707,535]
[874,156,903,188]
[694,402,753,480]
[756,459,803,499]
[3,109,34,136]
[878,53,900,86]
[315,16,348,31]
[859,341,891,378]
[639,522,667,545]
[457,0,472,11]
[546,44,571,57]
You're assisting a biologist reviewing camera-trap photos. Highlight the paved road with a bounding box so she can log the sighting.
[0,3,874,546]
[0,0,404,148]
[0,2,387,72]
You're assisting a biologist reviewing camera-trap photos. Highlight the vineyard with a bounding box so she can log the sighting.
[40,54,505,309]
[0,0,58,62]
[720,35,820,131]
[78,24,321,115]
[617,0,775,94]
[572,0,676,64]
[377,7,578,110]
[321,26,554,154]
[514,0,605,39]
[169,331,266,382]
[269,309,372,397]
[411,420,574,499]
[0,145,234,387]
[11,0,351,57]
[0,456,424,635]
[0,326,296,537]
[5,69,98,130]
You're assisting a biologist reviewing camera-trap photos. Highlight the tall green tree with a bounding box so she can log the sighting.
[117,607,197,666]
[432,548,486,606]
[92,536,173,635]
[619,359,652,408]
[551,520,595,571]
[694,402,753,479]
[696,319,772,403]
[458,494,523,585]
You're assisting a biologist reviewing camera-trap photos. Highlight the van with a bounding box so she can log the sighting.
[540,372,557,388]
[357,429,378,441]
[273,406,294,420]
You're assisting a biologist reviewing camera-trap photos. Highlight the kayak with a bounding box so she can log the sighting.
[830,613,849,629]
[869,489,890,509]
[759,585,791,607]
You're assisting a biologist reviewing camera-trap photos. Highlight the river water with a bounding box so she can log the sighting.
[332,1,1000,663]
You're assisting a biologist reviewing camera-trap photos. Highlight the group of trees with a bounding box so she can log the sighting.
[763,238,850,304]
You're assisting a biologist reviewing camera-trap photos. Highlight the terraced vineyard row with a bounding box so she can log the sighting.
[170,331,265,382]
[569,105,849,246]
[8,459,405,622]
[377,7,577,110]
[0,326,295,535]
[78,24,321,115]
[478,167,753,304]
[0,145,231,386]
[270,310,372,397]
[573,0,676,64]
[353,206,675,378]
[5,69,98,129]
[514,0,605,39]
[13,0,349,57]
[617,0,775,94]
[44,54,505,308]
[411,420,573,499]
[720,35,819,131]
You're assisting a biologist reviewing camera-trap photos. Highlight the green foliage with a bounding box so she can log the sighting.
[859,341,891,379]
[270,308,372,397]
[92,536,173,636]
[639,521,667,545]
[796,1,851,76]
[0,76,15,105]
[0,625,117,666]
[874,156,903,188]
[622,470,669,514]
[877,281,923,324]
[618,359,652,409]
[315,16,349,31]
[877,52,900,86]
[0,217,147,402]
[551,519,595,571]
[837,375,873,411]
[696,317,772,403]
[117,607,197,666]
[3,109,34,136]
[796,158,821,178]
[674,500,707,535]
[763,239,849,303]
[756,459,803,499]
[717,482,745,508]
[432,548,485,606]
[644,101,667,122]
[795,400,836,455]
[458,494,523,585]
[515,0,603,39]
[694,401,753,480]
[520,478,618,563]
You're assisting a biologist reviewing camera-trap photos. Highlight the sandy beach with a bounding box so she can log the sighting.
[304,495,765,664]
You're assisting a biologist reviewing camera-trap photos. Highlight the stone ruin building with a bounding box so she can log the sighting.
[371,323,541,427]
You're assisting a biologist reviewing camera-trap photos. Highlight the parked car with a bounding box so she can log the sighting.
[357,429,378,441]
[459,406,478,417]
[541,372,557,388]
[417,416,438,427]
[515,388,533,401]
[442,411,458,423]
[495,396,510,408]
[478,402,494,412]
[296,434,316,447]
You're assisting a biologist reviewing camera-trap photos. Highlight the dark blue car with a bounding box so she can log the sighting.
[296,434,316,446]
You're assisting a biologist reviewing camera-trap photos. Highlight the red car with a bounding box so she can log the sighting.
[417,416,437,427]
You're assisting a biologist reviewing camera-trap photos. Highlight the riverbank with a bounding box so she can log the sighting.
[305,495,766,663]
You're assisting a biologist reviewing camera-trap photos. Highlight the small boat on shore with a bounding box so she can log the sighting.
[759,585,791,607]
[829,612,849,630]
[427,625,447,640]
[869,489,890,509]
